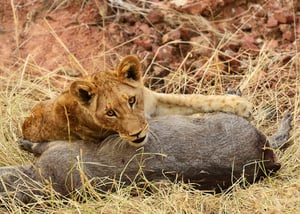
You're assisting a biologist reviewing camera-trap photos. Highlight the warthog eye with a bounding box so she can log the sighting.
[106,110,116,117]
[128,96,136,108]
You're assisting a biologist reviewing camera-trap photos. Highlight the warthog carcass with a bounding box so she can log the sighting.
[0,113,291,203]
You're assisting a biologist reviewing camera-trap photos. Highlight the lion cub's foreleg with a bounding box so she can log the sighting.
[144,88,252,118]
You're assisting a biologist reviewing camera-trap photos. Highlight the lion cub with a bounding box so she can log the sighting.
[22,55,252,146]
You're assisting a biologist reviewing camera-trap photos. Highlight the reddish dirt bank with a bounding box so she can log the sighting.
[0,0,299,92]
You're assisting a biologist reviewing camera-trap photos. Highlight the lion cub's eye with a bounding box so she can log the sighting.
[128,96,136,107]
[106,110,116,117]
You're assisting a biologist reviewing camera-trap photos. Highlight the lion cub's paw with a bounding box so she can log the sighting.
[225,88,252,118]
[230,96,253,118]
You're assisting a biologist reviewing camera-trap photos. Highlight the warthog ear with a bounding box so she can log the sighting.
[116,55,142,81]
[70,80,95,104]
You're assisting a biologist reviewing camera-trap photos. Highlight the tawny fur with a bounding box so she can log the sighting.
[22,55,252,145]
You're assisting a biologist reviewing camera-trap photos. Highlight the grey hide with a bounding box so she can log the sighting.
[0,113,291,204]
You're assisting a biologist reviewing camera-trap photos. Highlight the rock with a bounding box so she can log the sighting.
[179,25,199,41]
[253,4,266,17]
[179,2,208,15]
[297,23,300,34]
[274,10,294,24]
[121,12,138,25]
[283,31,295,41]
[152,65,170,77]
[162,29,181,43]
[139,23,152,34]
[222,49,241,69]
[134,37,153,51]
[279,24,295,42]
[155,45,176,61]
[190,36,212,57]
[266,17,278,28]
[266,39,279,49]
[274,11,288,24]
[146,9,164,24]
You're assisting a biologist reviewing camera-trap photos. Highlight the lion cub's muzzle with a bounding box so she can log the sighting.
[123,124,149,147]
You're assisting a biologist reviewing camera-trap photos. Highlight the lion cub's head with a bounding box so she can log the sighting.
[68,56,148,146]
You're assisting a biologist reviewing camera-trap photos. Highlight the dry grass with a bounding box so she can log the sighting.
[0,0,299,213]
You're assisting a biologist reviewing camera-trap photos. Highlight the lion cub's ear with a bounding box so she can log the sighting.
[70,81,96,104]
[116,55,142,82]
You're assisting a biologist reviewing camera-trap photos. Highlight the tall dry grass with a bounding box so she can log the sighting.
[0,0,299,213]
